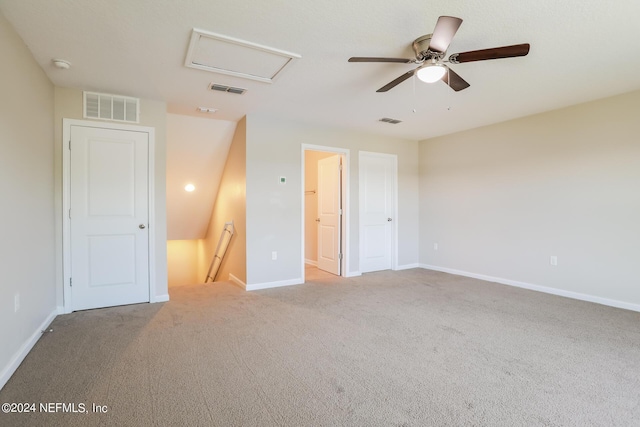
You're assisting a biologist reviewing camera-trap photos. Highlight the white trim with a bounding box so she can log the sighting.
[246,278,303,291]
[304,259,318,267]
[229,273,246,290]
[301,144,351,283]
[62,119,156,313]
[346,271,362,278]
[395,263,420,271]
[185,29,301,83]
[153,294,170,303]
[420,264,640,313]
[0,308,58,391]
[147,127,157,304]
[358,151,398,273]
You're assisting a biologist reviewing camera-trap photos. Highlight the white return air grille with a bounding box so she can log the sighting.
[83,92,140,123]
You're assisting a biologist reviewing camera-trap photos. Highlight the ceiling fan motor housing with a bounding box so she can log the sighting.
[412,34,443,61]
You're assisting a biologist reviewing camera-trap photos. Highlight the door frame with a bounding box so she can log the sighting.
[301,144,351,280]
[62,119,157,313]
[358,151,398,272]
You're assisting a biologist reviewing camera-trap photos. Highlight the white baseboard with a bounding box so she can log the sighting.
[419,264,640,313]
[304,259,318,267]
[229,273,246,290]
[0,308,58,391]
[346,271,362,278]
[153,294,170,303]
[395,263,420,271]
[246,277,303,291]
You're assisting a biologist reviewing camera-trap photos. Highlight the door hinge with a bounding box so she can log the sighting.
[70,277,72,287]
[338,253,343,260]
[68,209,71,219]
[339,164,343,171]
[68,140,71,150]
[339,208,343,215]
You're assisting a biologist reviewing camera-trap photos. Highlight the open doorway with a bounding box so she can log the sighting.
[301,145,350,282]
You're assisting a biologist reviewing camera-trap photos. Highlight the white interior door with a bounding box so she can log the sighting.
[70,125,150,311]
[359,152,396,273]
[317,155,341,275]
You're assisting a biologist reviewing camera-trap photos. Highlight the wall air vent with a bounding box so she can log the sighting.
[185,28,301,83]
[83,92,139,123]
[379,117,403,124]
[209,83,247,95]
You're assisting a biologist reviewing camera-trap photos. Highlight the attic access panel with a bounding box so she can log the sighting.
[185,29,301,83]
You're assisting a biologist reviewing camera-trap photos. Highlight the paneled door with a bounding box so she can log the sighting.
[69,125,150,311]
[359,151,396,273]
[317,155,342,275]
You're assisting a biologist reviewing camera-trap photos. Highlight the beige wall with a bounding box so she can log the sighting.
[54,87,169,303]
[0,13,56,387]
[202,117,247,283]
[167,240,202,286]
[245,114,420,285]
[304,151,335,263]
[419,89,640,306]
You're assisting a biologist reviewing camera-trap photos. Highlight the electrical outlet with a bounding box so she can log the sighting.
[272,251,277,260]
[14,293,20,312]
[550,256,558,266]
[434,243,438,250]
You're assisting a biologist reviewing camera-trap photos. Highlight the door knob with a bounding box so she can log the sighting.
[139,224,146,229]
[387,218,392,222]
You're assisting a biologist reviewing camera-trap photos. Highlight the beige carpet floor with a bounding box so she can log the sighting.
[1,268,639,426]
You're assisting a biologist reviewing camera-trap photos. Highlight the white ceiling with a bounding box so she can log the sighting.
[2,0,640,140]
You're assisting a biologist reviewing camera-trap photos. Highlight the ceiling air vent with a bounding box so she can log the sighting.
[209,83,247,95]
[379,117,403,124]
[83,92,139,123]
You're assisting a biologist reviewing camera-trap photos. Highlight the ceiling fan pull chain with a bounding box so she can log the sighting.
[447,67,455,111]
[412,72,417,113]
[447,67,452,111]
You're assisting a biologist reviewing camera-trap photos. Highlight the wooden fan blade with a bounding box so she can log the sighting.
[349,57,414,63]
[428,16,463,53]
[442,67,470,92]
[376,70,416,92]
[449,43,530,63]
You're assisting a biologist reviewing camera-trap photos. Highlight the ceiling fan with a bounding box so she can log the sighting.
[349,16,530,92]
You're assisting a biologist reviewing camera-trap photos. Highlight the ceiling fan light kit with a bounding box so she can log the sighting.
[349,15,530,93]
[416,62,447,83]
